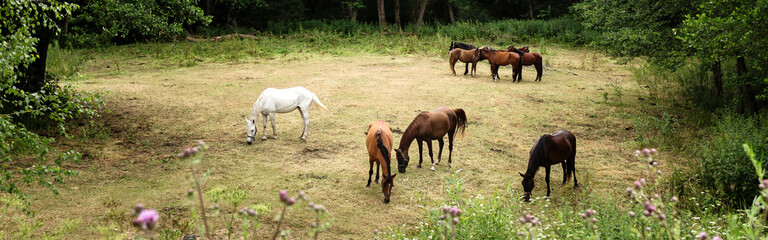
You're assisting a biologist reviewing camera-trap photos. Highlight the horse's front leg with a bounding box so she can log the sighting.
[268,112,277,139]
[367,159,374,187]
[417,140,424,168]
[463,62,469,75]
[261,113,268,140]
[298,107,309,140]
[427,140,436,171]
[545,166,551,197]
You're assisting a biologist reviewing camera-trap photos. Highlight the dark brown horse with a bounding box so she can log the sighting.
[366,120,396,203]
[519,130,578,201]
[449,41,488,76]
[449,48,481,77]
[508,46,544,81]
[478,47,522,82]
[395,107,467,173]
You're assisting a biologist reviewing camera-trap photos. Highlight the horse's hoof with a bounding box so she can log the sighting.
[429,167,435,171]
[261,136,267,140]
[447,164,452,169]
[417,165,422,168]
[299,137,306,141]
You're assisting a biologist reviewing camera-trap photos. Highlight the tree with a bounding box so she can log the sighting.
[1,0,99,212]
[415,0,428,27]
[677,0,768,113]
[376,0,387,30]
[342,0,364,22]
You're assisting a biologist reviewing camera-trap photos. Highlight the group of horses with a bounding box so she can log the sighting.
[449,41,543,82]
[244,43,577,204]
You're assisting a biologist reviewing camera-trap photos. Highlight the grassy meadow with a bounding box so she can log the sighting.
[8,35,703,239]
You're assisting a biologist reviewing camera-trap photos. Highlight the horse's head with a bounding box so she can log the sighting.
[520,47,530,53]
[382,173,396,203]
[507,45,516,51]
[395,149,409,173]
[245,117,257,145]
[519,172,534,201]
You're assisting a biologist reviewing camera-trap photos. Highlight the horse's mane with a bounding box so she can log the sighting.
[376,128,391,178]
[526,135,550,176]
[250,97,263,120]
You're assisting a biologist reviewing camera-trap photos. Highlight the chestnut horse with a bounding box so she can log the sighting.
[366,120,396,203]
[508,46,544,81]
[395,107,467,173]
[448,42,491,75]
[478,47,522,82]
[519,130,578,201]
[449,48,481,77]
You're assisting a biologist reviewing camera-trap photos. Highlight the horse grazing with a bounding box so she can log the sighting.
[449,48,481,77]
[395,107,467,173]
[509,46,544,81]
[519,130,578,201]
[478,46,522,82]
[245,87,328,143]
[365,120,396,203]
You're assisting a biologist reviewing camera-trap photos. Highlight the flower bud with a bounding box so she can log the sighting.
[452,217,459,224]
[177,152,186,158]
[531,219,539,225]
[519,217,526,224]
[634,181,643,190]
[658,213,666,221]
[456,209,463,216]
[653,194,660,199]
[639,178,646,185]
[247,209,257,216]
[440,215,446,220]
[186,189,194,197]
[635,150,641,157]
[184,148,192,156]
[518,232,526,236]
[590,217,597,223]
[642,148,651,156]
[670,196,678,202]
[697,232,708,240]
[712,236,722,240]
[450,208,459,217]
[628,211,636,217]
[134,204,145,214]
[279,190,289,202]
[286,197,296,206]
[643,210,650,216]
[581,213,587,218]
[311,222,317,227]
[524,213,533,222]
[191,147,199,154]
[626,187,633,193]
[645,227,651,231]
[443,207,451,214]
[213,204,220,210]
[298,191,306,200]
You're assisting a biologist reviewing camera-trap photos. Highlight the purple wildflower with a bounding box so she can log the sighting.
[133,209,159,230]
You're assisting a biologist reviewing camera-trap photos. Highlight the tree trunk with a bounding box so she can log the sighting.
[736,56,757,114]
[348,6,358,22]
[712,60,723,97]
[528,0,535,20]
[206,0,212,15]
[448,2,455,24]
[377,0,387,30]
[412,0,420,23]
[394,0,401,30]
[18,23,52,93]
[416,0,428,27]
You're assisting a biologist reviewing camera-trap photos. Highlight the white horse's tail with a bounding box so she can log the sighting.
[312,94,329,112]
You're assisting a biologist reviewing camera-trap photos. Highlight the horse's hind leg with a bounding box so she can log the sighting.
[535,62,543,81]
[436,138,444,165]
[261,113,269,140]
[561,162,568,185]
[268,112,277,139]
[471,62,477,77]
[367,159,374,187]
[447,131,454,168]
[298,107,309,140]
[463,62,469,75]
[375,162,380,184]
[545,166,552,197]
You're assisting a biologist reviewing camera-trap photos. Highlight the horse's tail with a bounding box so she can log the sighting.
[376,128,391,175]
[565,134,576,183]
[452,108,467,137]
[312,94,329,112]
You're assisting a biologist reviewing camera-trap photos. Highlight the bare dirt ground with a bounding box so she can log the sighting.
[27,47,652,239]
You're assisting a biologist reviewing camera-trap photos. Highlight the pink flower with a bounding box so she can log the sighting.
[697,232,708,240]
[628,211,636,217]
[642,148,651,156]
[635,150,641,156]
[650,148,657,154]
[133,209,159,230]
[634,181,643,190]
[712,236,722,240]
[279,190,289,202]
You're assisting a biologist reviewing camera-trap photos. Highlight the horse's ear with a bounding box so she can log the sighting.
[244,117,250,124]
[391,173,396,179]
[518,172,525,178]
[363,131,368,136]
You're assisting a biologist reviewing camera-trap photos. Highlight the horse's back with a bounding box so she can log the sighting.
[366,120,393,159]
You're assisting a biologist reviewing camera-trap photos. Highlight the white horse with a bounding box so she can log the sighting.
[245,87,328,144]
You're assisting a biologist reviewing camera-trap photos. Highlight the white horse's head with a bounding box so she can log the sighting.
[245,117,256,144]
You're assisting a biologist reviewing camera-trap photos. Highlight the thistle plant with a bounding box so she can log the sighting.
[626,148,682,240]
[177,141,211,239]
[131,204,159,240]
[305,192,333,240]
[581,209,599,239]
[518,213,541,240]
[437,206,463,239]
[235,206,260,239]
[272,190,297,240]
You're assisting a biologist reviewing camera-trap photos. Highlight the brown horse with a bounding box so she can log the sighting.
[449,48,481,77]
[509,46,544,81]
[519,130,578,201]
[395,107,467,173]
[478,46,522,82]
[366,120,396,203]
